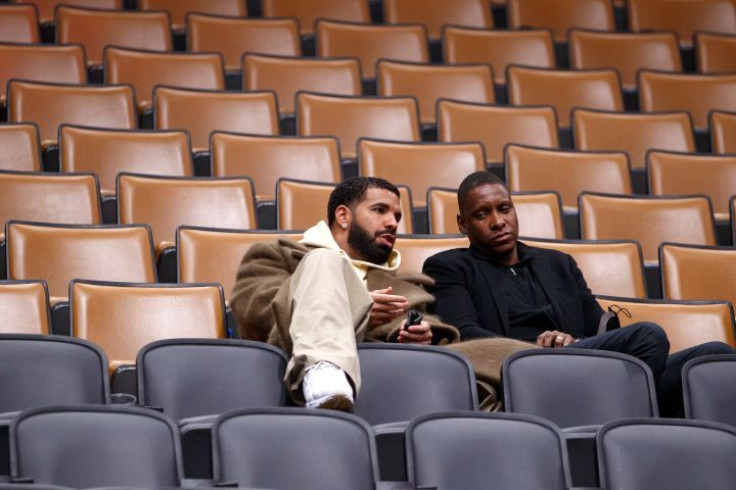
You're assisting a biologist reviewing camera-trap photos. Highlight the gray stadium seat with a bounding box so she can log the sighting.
[683,354,736,426]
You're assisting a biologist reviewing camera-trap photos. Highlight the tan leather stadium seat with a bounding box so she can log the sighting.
[296,92,420,160]
[394,235,469,274]
[262,0,370,36]
[56,6,172,66]
[5,222,157,300]
[188,15,301,73]
[628,0,736,48]
[579,193,716,265]
[0,44,86,104]
[154,86,279,152]
[383,0,492,40]
[648,151,736,222]
[210,132,341,202]
[437,100,558,165]
[506,145,632,213]
[443,27,554,87]
[507,66,623,128]
[710,110,736,154]
[138,0,245,31]
[597,296,736,352]
[358,139,485,207]
[59,126,192,196]
[316,20,429,80]
[7,80,137,148]
[71,280,226,373]
[573,109,695,171]
[426,187,460,235]
[0,5,40,43]
[276,178,414,233]
[117,173,258,252]
[105,47,225,112]
[507,0,615,43]
[243,54,361,116]
[638,71,736,132]
[177,226,302,296]
[569,30,682,92]
[0,280,51,335]
[13,0,121,24]
[696,32,736,74]
[525,239,647,299]
[377,60,494,126]
[0,124,42,172]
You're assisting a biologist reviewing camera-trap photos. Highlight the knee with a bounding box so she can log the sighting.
[630,322,670,353]
[692,341,736,356]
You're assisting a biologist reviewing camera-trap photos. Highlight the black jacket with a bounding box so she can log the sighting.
[423,242,604,341]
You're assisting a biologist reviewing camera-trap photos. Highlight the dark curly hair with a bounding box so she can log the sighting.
[327,177,400,228]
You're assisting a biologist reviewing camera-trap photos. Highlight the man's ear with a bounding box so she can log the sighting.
[334,204,352,230]
[457,213,467,235]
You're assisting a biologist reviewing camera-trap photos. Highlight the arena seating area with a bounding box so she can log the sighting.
[2,0,736,488]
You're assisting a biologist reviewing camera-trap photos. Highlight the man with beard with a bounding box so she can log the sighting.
[229,177,464,411]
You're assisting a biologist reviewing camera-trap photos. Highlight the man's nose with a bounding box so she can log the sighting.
[385,213,398,230]
[489,211,505,229]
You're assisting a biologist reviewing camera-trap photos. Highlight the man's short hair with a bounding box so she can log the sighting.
[457,171,507,213]
[327,177,400,227]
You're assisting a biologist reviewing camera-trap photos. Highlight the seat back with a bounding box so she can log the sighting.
[0,281,51,335]
[188,15,300,72]
[137,339,288,420]
[211,132,341,201]
[384,0,492,39]
[263,0,370,36]
[0,124,42,172]
[579,193,716,264]
[59,126,192,196]
[377,60,494,126]
[0,334,109,412]
[7,80,137,147]
[0,5,40,43]
[56,6,172,65]
[316,20,429,79]
[661,243,736,309]
[394,235,469,274]
[0,44,86,102]
[117,173,257,249]
[105,47,225,111]
[407,412,570,490]
[154,86,279,152]
[508,66,623,128]
[296,92,420,159]
[71,280,226,372]
[508,0,615,43]
[526,239,646,298]
[11,406,183,488]
[13,0,122,24]
[683,355,736,425]
[139,0,245,31]
[696,32,736,74]
[5,222,157,299]
[597,418,736,490]
[506,144,631,212]
[503,349,658,428]
[243,54,361,115]
[573,109,695,170]
[711,110,736,154]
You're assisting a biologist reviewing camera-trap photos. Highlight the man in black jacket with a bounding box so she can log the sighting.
[423,171,735,416]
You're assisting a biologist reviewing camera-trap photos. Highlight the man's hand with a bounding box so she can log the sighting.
[398,319,433,345]
[369,287,409,329]
[536,330,576,348]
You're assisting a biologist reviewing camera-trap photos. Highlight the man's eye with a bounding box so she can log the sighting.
[474,212,486,219]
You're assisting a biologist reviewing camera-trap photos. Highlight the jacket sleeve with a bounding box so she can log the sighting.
[567,254,605,338]
[423,253,501,340]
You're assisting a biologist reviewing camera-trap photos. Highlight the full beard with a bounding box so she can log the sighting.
[347,222,393,264]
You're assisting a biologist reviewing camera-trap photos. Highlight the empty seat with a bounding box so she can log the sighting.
[296,92,420,160]
[525,239,647,298]
[7,80,137,148]
[383,0,493,40]
[59,125,192,197]
[711,110,736,154]
[0,5,40,44]
[506,145,632,213]
[243,54,361,116]
[105,47,225,112]
[262,0,370,36]
[508,0,615,44]
[443,27,555,88]
[359,139,485,207]
[117,173,257,251]
[597,297,735,353]
[638,71,736,132]
[0,124,42,172]
[316,20,429,80]
[696,32,736,74]
[5,222,156,300]
[508,66,623,129]
[154,86,279,152]
[210,132,341,202]
[56,6,172,66]
[648,151,736,222]
[569,30,682,93]
[71,280,226,372]
[138,0,245,31]
[579,193,716,264]
[14,0,122,25]
[377,60,494,127]
[0,282,51,335]
[683,355,736,426]
[394,236,469,274]
[661,243,736,309]
[573,109,695,171]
